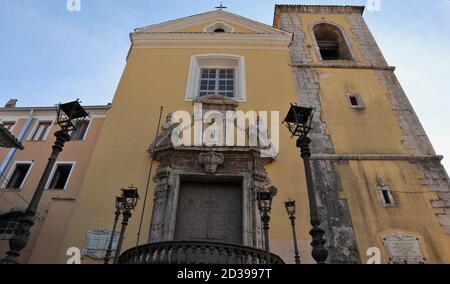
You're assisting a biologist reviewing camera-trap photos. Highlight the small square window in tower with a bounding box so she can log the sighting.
[345,92,364,109]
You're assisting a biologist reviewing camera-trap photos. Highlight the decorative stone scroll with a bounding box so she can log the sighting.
[198,151,225,174]
[382,232,426,264]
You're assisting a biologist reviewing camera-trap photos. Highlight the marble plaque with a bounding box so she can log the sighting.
[82,228,120,260]
[382,232,426,264]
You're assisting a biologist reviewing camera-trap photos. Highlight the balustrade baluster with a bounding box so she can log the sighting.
[116,241,285,264]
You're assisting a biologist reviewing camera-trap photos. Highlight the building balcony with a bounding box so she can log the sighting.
[118,241,285,264]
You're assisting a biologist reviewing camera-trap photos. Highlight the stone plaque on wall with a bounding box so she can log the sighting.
[382,232,426,264]
[82,228,120,260]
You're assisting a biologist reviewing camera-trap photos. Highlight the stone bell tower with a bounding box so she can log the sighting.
[274,5,450,264]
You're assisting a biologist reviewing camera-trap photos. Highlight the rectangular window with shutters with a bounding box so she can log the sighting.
[199,68,235,98]
[70,120,90,141]
[46,163,75,190]
[30,121,52,141]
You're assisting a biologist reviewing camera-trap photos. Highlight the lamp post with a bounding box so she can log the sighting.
[285,199,301,264]
[104,196,124,264]
[113,186,139,264]
[2,100,88,264]
[283,104,328,264]
[257,186,277,264]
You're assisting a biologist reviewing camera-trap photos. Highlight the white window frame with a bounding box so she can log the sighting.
[45,161,76,191]
[2,161,35,190]
[185,54,246,102]
[0,120,17,132]
[69,119,92,141]
[27,118,55,141]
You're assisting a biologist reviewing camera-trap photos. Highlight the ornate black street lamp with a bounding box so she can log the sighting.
[2,100,88,264]
[283,104,328,264]
[104,196,124,264]
[285,199,301,264]
[257,186,277,264]
[113,186,139,264]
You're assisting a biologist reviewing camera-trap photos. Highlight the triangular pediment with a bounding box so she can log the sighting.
[135,10,290,35]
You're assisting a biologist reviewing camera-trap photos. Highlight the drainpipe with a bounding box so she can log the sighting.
[0,110,34,180]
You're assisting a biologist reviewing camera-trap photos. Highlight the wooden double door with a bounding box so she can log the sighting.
[174,179,243,244]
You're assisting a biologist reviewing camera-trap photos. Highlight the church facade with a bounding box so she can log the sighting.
[1,5,449,264]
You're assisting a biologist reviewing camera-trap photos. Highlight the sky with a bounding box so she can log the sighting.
[0,0,449,171]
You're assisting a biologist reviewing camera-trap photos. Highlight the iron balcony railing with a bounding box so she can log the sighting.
[118,241,285,264]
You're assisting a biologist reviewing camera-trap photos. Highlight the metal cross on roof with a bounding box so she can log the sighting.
[215,2,227,10]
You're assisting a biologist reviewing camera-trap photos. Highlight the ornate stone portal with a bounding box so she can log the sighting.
[147,95,275,249]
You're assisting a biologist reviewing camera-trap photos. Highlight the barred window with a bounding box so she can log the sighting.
[0,213,23,240]
[199,68,235,98]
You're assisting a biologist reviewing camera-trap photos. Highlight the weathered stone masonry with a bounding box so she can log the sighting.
[277,5,450,263]
[279,11,361,264]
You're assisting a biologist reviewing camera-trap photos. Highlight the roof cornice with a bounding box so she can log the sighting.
[131,32,292,46]
[274,4,365,15]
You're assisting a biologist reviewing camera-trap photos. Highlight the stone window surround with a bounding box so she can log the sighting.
[377,181,396,208]
[345,92,365,109]
[308,21,357,63]
[185,54,246,102]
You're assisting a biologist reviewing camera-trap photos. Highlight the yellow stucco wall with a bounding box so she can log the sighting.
[57,39,313,264]
[316,68,408,154]
[338,160,450,264]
